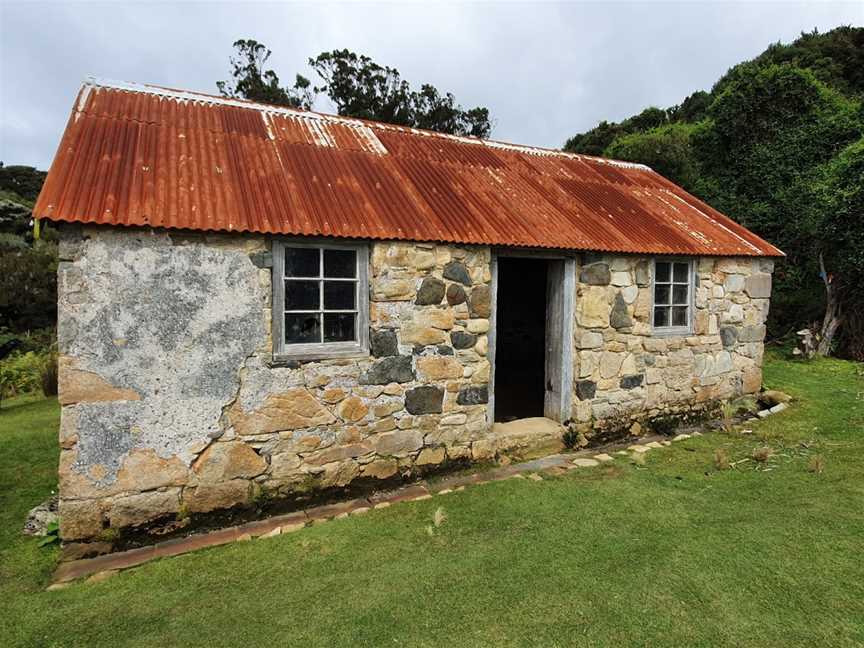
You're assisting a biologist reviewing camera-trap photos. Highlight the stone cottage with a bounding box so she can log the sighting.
[35,78,783,550]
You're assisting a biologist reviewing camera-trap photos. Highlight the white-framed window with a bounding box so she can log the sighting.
[272,240,369,361]
[651,258,694,334]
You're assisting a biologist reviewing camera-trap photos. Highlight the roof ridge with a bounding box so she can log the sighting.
[81,76,652,171]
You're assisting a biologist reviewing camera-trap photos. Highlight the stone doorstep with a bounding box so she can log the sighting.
[49,432,676,586]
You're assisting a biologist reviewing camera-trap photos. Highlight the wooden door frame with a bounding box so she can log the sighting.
[487,249,576,425]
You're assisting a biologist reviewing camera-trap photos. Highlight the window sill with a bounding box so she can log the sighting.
[650,327,694,338]
[270,341,369,365]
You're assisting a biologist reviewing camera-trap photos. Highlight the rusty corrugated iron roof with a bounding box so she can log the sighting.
[35,78,784,257]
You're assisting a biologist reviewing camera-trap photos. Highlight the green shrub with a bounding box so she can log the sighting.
[0,350,53,404]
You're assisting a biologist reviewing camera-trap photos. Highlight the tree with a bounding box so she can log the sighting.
[219,42,493,138]
[217,39,314,109]
[561,27,864,358]
[605,122,699,190]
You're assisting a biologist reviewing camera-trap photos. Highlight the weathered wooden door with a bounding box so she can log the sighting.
[544,258,575,421]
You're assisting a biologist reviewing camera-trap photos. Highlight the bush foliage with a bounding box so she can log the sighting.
[565,27,864,357]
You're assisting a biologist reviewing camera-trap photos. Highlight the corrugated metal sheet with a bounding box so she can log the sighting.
[35,78,784,257]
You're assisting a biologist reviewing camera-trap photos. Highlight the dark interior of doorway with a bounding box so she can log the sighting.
[494,257,548,422]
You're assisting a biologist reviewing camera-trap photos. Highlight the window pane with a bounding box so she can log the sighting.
[324,249,356,278]
[654,306,670,328]
[285,313,320,344]
[655,261,671,283]
[285,280,319,310]
[324,281,355,310]
[323,313,356,342]
[285,247,319,277]
[673,262,689,283]
[673,284,689,304]
[672,306,688,327]
[654,284,671,305]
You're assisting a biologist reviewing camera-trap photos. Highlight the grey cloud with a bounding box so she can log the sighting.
[1,1,861,169]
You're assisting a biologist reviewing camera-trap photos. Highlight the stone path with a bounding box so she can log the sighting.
[51,431,700,587]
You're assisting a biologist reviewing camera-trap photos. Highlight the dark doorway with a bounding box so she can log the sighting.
[494,257,548,422]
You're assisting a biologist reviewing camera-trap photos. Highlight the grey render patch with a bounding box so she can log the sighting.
[61,230,265,483]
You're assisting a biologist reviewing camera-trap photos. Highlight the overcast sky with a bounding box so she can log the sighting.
[1,1,861,170]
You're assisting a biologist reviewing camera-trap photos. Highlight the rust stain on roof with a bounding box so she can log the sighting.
[35,78,783,257]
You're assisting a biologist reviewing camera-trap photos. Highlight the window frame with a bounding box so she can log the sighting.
[272,239,370,362]
[650,257,696,336]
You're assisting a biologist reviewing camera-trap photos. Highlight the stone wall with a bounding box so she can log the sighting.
[55,226,498,546]
[55,225,773,547]
[570,255,773,435]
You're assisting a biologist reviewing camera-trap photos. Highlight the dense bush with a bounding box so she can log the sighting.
[564,27,864,358]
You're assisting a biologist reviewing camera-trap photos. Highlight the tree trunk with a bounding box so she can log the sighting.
[816,252,841,357]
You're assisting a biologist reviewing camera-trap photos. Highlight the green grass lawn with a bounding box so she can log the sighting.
[2,353,863,647]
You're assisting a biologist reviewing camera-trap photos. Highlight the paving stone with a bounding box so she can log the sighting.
[280,522,306,533]
[527,473,543,481]
[369,484,430,505]
[672,434,692,442]
[86,570,118,584]
[594,453,614,462]
[769,403,788,414]
[306,498,372,521]
[646,441,664,449]
[628,445,650,454]
[54,545,157,583]
[572,458,600,467]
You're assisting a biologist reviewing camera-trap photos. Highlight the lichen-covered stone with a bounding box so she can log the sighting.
[401,322,447,345]
[415,276,446,305]
[575,380,596,401]
[370,330,398,357]
[405,386,445,414]
[580,263,611,285]
[446,283,467,305]
[451,331,477,349]
[456,385,488,405]
[360,355,415,385]
[443,261,472,286]
[620,374,644,390]
[193,442,267,483]
[231,389,336,436]
[719,327,738,349]
[417,356,463,380]
[610,293,633,329]
[469,285,491,318]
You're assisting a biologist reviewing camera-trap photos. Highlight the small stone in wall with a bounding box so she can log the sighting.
[634,260,651,286]
[405,386,445,414]
[719,327,738,349]
[443,261,472,286]
[451,331,477,349]
[469,285,491,318]
[370,330,399,358]
[415,277,446,305]
[456,385,488,405]
[335,396,369,423]
[745,273,772,299]
[575,380,596,401]
[620,374,644,390]
[610,293,633,329]
[360,355,415,385]
[446,283,467,305]
[401,322,447,346]
[580,263,611,285]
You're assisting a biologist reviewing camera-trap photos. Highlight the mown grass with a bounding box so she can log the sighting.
[2,353,863,647]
